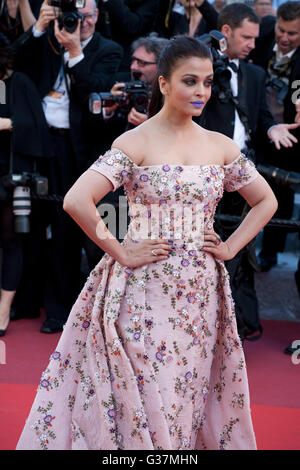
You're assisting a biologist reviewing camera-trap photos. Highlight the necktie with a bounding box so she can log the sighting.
[228,61,238,73]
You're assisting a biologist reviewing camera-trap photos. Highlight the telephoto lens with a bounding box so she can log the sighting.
[13,186,31,233]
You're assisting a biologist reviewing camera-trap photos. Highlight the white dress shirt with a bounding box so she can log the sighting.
[273,43,296,66]
[228,58,248,150]
[226,55,279,145]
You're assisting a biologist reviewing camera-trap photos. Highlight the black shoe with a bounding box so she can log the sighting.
[0,317,10,336]
[258,254,277,272]
[40,318,64,334]
[284,344,300,355]
[10,308,40,321]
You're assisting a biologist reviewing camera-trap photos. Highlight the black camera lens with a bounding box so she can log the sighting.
[62,12,79,33]
[57,11,83,33]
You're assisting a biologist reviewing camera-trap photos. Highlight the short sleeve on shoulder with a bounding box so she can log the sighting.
[223,153,260,192]
[89,149,134,191]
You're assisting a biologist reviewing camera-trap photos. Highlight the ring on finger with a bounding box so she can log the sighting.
[214,235,221,246]
[152,249,158,256]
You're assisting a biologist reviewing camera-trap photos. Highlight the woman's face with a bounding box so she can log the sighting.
[160,57,213,117]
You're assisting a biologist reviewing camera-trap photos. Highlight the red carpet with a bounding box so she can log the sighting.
[1,315,300,450]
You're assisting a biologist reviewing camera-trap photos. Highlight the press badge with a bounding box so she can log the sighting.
[46,90,66,102]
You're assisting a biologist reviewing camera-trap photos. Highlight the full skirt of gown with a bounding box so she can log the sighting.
[16,149,258,450]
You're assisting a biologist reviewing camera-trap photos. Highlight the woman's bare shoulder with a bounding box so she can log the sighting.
[111,123,149,166]
[206,130,241,164]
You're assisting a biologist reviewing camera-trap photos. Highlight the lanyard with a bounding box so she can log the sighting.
[267,51,292,80]
[54,63,65,92]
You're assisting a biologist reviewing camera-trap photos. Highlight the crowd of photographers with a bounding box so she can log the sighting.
[0,0,299,347]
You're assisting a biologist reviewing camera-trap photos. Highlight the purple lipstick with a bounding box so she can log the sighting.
[191,101,204,108]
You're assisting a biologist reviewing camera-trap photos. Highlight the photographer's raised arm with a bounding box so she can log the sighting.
[34,0,56,32]
[18,0,40,31]
[194,0,218,31]
[103,0,159,37]
[54,18,82,58]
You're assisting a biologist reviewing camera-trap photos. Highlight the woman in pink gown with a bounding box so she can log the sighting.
[17,36,277,450]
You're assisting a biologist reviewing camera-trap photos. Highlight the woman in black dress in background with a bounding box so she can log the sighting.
[0,42,52,335]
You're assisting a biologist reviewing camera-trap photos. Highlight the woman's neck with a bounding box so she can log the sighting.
[155,105,194,133]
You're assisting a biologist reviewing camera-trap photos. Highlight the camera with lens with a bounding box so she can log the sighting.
[267,77,289,105]
[257,164,300,193]
[2,172,48,233]
[49,0,85,33]
[89,80,150,116]
[197,30,232,103]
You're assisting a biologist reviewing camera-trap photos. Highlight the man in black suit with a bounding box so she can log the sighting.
[194,2,299,342]
[196,1,298,149]
[249,1,300,273]
[249,1,300,356]
[13,0,123,332]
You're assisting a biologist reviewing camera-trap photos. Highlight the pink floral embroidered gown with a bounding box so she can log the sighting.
[17,149,258,450]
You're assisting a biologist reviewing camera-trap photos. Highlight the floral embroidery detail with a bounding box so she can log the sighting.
[232,392,245,409]
[71,421,85,443]
[223,154,257,192]
[219,418,240,450]
[29,401,56,450]
[89,149,134,191]
[51,351,61,361]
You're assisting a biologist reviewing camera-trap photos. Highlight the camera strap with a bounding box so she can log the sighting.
[62,56,71,98]
[9,138,14,174]
[267,51,292,82]
[230,95,252,140]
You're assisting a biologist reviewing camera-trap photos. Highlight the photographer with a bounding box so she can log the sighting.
[194,2,300,342]
[101,35,169,137]
[0,41,53,336]
[249,1,300,272]
[12,0,123,333]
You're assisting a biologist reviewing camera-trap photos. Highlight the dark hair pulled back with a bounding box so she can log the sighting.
[148,35,212,118]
